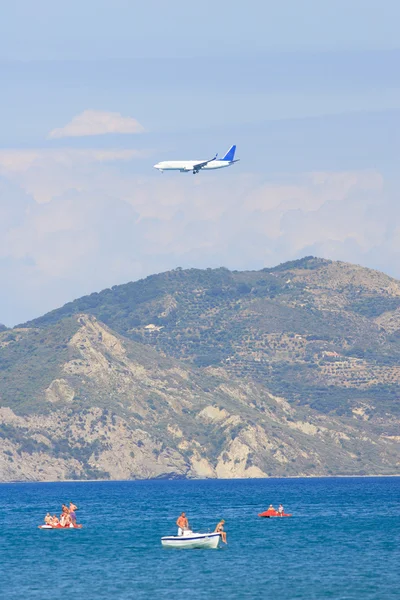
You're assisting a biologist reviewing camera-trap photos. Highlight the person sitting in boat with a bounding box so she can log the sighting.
[268,504,276,512]
[278,504,284,515]
[60,511,72,527]
[44,513,52,525]
[51,515,59,526]
[176,512,189,536]
[215,519,227,544]
[69,502,78,525]
[59,505,68,526]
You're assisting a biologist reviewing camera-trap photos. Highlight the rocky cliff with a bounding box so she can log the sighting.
[1,300,399,481]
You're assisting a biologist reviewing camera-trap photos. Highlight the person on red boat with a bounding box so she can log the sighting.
[69,502,78,526]
[268,504,276,512]
[60,510,72,527]
[278,504,284,516]
[59,504,68,526]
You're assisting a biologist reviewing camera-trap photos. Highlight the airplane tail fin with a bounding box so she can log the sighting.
[221,145,236,162]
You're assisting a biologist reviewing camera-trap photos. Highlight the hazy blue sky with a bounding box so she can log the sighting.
[1,1,400,325]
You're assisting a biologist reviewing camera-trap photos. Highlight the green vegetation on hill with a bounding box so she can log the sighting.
[1,310,399,481]
[267,256,329,272]
[19,258,400,418]
[2,258,400,481]
[0,318,80,414]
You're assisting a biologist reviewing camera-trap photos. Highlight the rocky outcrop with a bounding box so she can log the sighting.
[1,290,399,481]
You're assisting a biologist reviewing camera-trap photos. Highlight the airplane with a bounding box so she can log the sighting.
[153,144,239,174]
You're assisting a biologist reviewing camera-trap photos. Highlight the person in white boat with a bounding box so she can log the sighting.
[176,512,189,535]
[44,513,52,525]
[214,519,227,544]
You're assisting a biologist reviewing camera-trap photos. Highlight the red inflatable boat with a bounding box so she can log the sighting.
[258,509,292,518]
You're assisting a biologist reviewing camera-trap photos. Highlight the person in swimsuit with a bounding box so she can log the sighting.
[61,511,73,527]
[59,505,66,525]
[51,515,59,526]
[69,502,78,525]
[278,504,284,515]
[214,519,227,544]
[44,513,52,524]
[176,512,189,536]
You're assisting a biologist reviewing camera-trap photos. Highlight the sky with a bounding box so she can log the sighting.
[1,0,400,325]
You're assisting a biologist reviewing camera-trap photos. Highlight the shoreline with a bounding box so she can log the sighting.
[1,473,399,484]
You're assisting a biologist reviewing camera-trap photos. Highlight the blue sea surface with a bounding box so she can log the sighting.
[1,477,399,599]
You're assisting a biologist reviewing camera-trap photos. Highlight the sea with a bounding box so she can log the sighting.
[1,477,399,600]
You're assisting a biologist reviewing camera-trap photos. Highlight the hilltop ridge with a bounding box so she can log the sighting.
[23,256,400,417]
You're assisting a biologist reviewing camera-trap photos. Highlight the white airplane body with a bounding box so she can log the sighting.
[154,145,239,174]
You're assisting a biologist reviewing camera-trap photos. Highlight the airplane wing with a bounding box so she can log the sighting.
[192,154,218,172]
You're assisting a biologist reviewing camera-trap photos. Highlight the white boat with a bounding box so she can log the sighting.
[161,529,220,549]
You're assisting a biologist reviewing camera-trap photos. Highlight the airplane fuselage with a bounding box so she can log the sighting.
[154,145,239,173]
[154,160,235,173]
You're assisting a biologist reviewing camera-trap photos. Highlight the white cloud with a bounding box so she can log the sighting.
[0,148,146,172]
[48,110,145,139]
[0,148,399,325]
[0,148,149,203]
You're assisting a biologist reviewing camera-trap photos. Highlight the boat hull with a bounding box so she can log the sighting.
[161,532,220,549]
[38,524,82,529]
[258,510,292,518]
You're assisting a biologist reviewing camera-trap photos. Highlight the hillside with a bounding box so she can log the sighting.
[24,257,400,418]
[0,257,399,482]
[0,313,398,481]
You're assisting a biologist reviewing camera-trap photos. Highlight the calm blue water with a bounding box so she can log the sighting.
[0,477,399,599]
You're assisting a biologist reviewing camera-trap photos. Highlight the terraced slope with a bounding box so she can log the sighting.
[1,314,398,481]
[24,257,400,418]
